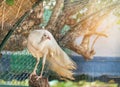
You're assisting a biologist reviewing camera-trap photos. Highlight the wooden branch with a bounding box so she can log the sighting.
[80,35,90,51]
[45,0,64,31]
[44,0,88,40]
[63,40,95,60]
[62,1,89,28]
[50,2,88,41]
[60,3,119,59]
[64,0,88,12]
[29,74,50,87]
[85,31,108,37]
[44,0,89,42]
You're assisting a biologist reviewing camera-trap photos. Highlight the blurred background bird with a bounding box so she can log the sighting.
[27,29,76,80]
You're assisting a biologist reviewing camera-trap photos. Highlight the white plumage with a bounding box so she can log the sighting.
[27,29,76,80]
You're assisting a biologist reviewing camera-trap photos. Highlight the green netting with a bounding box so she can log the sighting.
[0,50,50,86]
[10,52,36,74]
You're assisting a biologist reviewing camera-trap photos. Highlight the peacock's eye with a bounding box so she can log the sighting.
[44,34,47,37]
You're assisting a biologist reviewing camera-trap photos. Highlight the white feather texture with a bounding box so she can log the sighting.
[27,29,76,80]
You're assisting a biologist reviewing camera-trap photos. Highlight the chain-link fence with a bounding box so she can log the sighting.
[0,50,52,86]
[0,51,120,86]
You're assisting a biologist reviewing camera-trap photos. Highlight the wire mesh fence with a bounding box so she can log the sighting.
[0,50,52,86]
[0,51,32,86]
[0,51,120,86]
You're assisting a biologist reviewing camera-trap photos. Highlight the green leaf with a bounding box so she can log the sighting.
[5,0,14,6]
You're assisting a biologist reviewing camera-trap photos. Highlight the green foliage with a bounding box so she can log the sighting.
[5,0,14,6]
[0,79,28,86]
[51,80,118,87]
[0,79,118,87]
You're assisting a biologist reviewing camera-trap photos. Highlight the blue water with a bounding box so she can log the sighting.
[71,55,120,77]
[0,54,120,77]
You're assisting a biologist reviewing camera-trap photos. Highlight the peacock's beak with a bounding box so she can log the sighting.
[47,36,50,40]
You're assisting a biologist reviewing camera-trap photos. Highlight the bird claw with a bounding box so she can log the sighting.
[36,75,42,80]
[29,71,36,79]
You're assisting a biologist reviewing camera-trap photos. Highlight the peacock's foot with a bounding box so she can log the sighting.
[36,74,42,80]
[29,71,36,79]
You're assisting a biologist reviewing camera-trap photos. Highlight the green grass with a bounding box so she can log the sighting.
[0,79,118,87]
[50,80,118,87]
